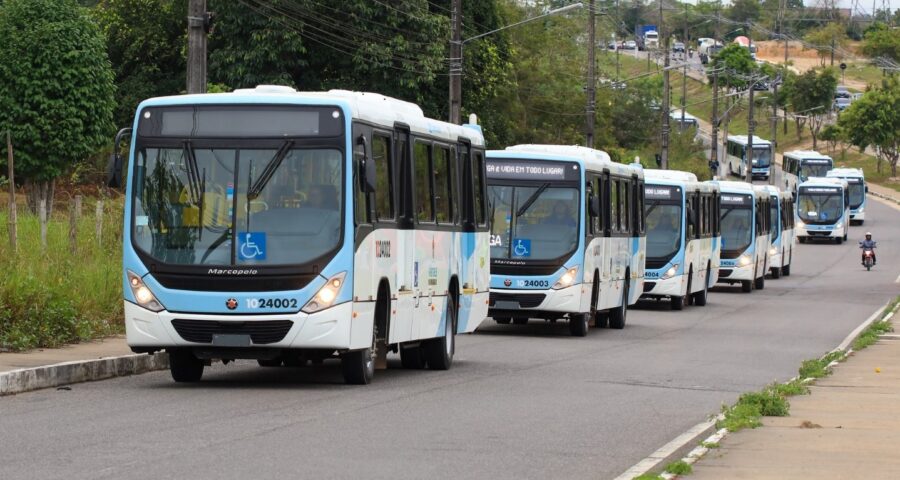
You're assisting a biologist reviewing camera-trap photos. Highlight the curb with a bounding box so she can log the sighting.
[612,299,900,480]
[868,190,900,207]
[0,352,168,396]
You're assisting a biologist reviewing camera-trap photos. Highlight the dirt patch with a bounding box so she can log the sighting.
[755,40,869,90]
[799,420,823,429]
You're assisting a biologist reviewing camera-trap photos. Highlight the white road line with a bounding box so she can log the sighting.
[611,418,716,480]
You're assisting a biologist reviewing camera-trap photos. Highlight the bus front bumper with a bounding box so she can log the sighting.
[717,262,754,282]
[488,284,583,318]
[850,207,865,221]
[751,167,770,178]
[124,300,372,353]
[796,223,842,239]
[768,247,783,269]
[641,273,686,298]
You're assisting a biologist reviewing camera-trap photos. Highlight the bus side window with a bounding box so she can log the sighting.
[610,178,619,233]
[593,177,603,234]
[414,141,434,223]
[353,133,370,225]
[434,145,452,223]
[621,179,630,233]
[449,146,459,224]
[473,150,487,226]
[585,179,595,235]
[636,180,645,236]
[373,134,394,221]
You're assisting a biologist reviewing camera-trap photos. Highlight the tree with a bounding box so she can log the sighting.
[803,23,848,66]
[709,43,756,90]
[93,0,187,127]
[784,68,837,149]
[862,23,900,62]
[0,0,116,213]
[818,124,841,153]
[838,77,900,176]
[727,0,761,24]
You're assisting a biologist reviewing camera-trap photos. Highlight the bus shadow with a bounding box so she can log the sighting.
[475,320,589,338]
[709,285,749,294]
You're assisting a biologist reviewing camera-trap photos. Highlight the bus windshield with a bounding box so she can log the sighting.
[644,185,682,262]
[132,146,343,266]
[769,201,779,243]
[798,187,843,224]
[799,161,832,181]
[847,180,865,208]
[489,184,579,261]
[748,147,771,167]
[720,194,753,256]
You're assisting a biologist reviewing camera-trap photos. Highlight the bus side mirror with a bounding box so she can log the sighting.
[106,127,132,189]
[589,195,600,217]
[357,135,376,193]
[865,185,869,193]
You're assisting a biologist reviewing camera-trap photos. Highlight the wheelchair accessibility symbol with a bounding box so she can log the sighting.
[512,238,531,258]
[238,232,266,261]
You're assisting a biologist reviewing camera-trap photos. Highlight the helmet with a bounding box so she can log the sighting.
[865,232,872,238]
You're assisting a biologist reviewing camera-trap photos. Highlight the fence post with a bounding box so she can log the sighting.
[95,200,103,246]
[39,198,48,250]
[6,131,15,254]
[69,195,81,255]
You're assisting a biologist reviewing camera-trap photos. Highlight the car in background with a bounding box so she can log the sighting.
[752,79,770,91]
[673,42,685,54]
[833,97,852,112]
[624,40,637,50]
[835,86,851,99]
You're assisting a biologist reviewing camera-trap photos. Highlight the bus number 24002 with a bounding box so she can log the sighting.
[247,298,299,309]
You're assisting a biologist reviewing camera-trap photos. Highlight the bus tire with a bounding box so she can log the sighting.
[425,295,457,370]
[685,269,694,306]
[569,312,589,337]
[835,236,843,245]
[595,312,609,328]
[609,281,629,329]
[799,237,807,244]
[169,350,204,383]
[671,295,685,310]
[754,273,765,290]
[513,318,528,325]
[783,264,791,276]
[770,266,781,279]
[400,343,427,369]
[494,317,511,325]
[693,276,709,306]
[341,347,374,385]
[741,280,752,293]
[257,358,282,367]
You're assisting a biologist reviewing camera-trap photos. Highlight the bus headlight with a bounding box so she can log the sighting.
[738,255,752,267]
[835,222,843,229]
[127,270,165,312]
[769,247,777,255]
[662,264,679,280]
[302,272,347,314]
[553,267,579,289]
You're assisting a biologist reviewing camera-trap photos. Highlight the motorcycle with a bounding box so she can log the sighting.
[862,248,875,271]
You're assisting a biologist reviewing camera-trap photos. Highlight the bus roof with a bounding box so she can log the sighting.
[644,169,697,182]
[491,144,642,178]
[800,177,848,189]
[669,109,699,121]
[783,150,832,161]
[713,180,756,196]
[727,135,772,146]
[136,86,485,146]
[827,167,864,179]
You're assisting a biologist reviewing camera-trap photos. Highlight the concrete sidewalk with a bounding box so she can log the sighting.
[691,328,900,479]
[0,336,167,396]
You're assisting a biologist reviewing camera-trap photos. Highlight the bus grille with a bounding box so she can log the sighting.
[171,319,293,344]
[643,282,657,293]
[719,269,733,278]
[489,292,546,308]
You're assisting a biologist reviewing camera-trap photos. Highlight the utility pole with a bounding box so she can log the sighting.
[615,0,620,84]
[586,0,597,147]
[449,0,463,124]
[830,35,835,66]
[187,0,208,94]
[6,131,16,253]
[746,81,756,183]
[660,0,670,169]
[710,2,721,179]
[680,1,687,128]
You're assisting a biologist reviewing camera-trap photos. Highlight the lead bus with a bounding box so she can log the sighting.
[762,185,795,278]
[715,181,771,292]
[827,168,866,225]
[796,177,850,244]
[110,86,491,384]
[642,170,721,310]
[485,145,645,336]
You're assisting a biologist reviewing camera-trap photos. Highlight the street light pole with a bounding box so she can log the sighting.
[660,0,670,169]
[448,2,583,124]
[587,0,596,147]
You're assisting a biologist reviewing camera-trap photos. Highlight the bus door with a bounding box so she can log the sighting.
[392,125,415,343]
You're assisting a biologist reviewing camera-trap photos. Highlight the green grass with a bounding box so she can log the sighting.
[718,403,764,432]
[798,350,847,379]
[718,379,811,432]
[701,441,720,449]
[771,379,810,397]
[842,62,892,88]
[665,460,693,476]
[632,474,664,480]
[853,321,894,350]
[0,195,124,351]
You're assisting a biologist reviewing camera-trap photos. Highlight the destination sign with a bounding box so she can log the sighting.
[802,158,832,165]
[721,194,751,206]
[644,185,680,200]
[800,187,841,194]
[486,159,579,181]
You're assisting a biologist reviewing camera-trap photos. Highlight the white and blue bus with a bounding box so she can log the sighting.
[827,168,866,225]
[762,185,795,278]
[796,177,850,244]
[725,135,774,180]
[485,145,645,336]
[781,150,833,193]
[111,86,491,384]
[642,170,721,310]
[715,181,771,292]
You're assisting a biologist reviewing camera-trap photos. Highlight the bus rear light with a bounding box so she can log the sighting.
[302,272,346,314]
[127,270,165,312]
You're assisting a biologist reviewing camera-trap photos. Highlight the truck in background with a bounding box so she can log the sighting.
[636,24,658,50]
[699,38,723,64]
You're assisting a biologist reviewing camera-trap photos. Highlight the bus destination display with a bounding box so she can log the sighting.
[485,159,579,181]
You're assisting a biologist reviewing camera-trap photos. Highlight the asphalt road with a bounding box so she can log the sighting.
[2,200,898,480]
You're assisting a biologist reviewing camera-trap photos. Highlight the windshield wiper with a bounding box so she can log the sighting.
[247,140,294,200]
[515,183,550,218]
[182,141,204,206]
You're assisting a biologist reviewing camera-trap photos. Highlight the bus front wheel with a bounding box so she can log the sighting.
[835,237,843,245]
[741,280,752,293]
[609,281,629,329]
[169,350,204,383]
[692,274,709,306]
[341,347,375,385]
[754,273,765,290]
[568,312,589,337]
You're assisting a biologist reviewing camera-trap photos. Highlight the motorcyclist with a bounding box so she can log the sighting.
[859,231,877,265]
